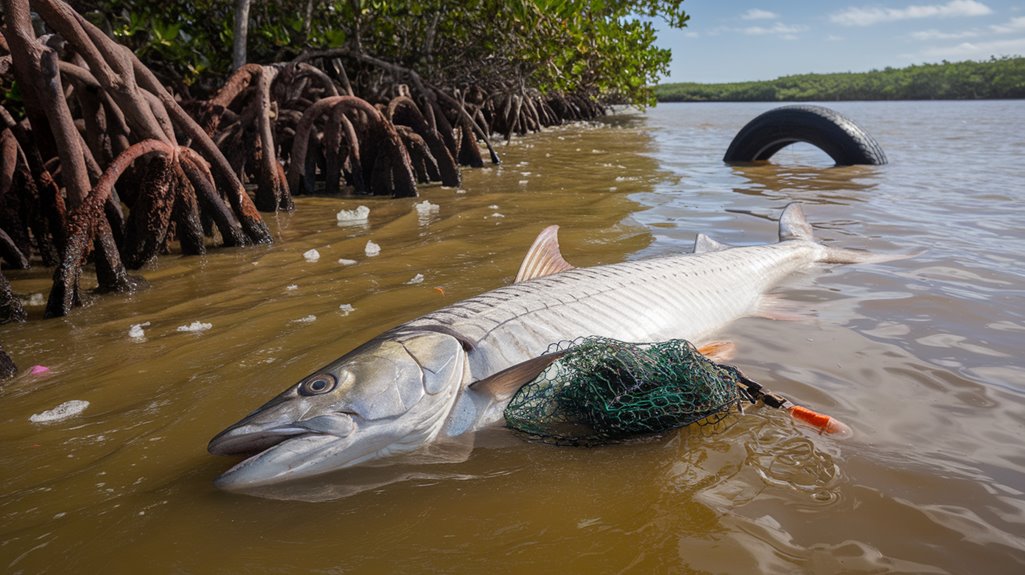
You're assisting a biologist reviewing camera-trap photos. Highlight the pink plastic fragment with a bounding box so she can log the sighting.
[29,365,51,375]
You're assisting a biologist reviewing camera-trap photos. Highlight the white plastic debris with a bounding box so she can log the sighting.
[405,273,424,285]
[292,315,317,324]
[30,400,90,424]
[128,322,151,339]
[414,200,440,216]
[177,321,212,333]
[337,205,370,224]
[303,249,321,262]
[337,258,357,266]
[490,212,505,218]
[286,284,299,291]
[365,240,381,257]
[338,304,355,316]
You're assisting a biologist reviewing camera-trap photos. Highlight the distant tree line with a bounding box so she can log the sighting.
[655,57,1025,102]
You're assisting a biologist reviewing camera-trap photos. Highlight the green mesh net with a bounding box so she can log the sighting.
[504,337,747,445]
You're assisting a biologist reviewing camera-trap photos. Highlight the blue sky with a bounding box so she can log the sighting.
[655,0,1025,83]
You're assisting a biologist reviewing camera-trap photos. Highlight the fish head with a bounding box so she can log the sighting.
[208,330,470,490]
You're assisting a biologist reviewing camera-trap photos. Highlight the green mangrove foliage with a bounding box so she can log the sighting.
[67,0,688,105]
[656,57,1025,102]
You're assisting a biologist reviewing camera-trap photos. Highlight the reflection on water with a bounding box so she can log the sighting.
[3,101,1025,573]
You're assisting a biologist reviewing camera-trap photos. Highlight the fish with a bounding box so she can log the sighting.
[208,203,886,490]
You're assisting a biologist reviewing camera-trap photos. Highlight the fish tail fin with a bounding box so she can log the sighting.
[780,203,919,264]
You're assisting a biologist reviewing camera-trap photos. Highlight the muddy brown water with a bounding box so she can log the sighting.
[3,101,1024,573]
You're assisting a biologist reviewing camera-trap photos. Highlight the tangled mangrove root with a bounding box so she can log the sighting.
[0,0,614,323]
[2,0,271,318]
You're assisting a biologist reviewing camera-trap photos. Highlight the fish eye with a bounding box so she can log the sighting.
[298,374,337,396]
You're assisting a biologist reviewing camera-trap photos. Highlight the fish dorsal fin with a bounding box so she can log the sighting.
[694,233,729,253]
[779,203,814,242]
[469,352,566,400]
[515,225,575,283]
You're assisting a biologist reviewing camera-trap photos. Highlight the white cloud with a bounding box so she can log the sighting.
[916,37,1025,58]
[740,22,807,37]
[990,16,1025,33]
[911,29,981,40]
[831,0,992,26]
[907,16,1025,42]
[741,9,778,21]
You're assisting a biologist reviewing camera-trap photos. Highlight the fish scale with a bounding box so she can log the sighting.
[404,241,820,379]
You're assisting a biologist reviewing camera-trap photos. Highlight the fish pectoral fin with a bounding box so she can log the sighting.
[696,340,736,363]
[753,294,817,322]
[469,352,567,400]
[515,225,575,283]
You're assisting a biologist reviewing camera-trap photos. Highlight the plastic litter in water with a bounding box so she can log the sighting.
[338,258,357,266]
[286,284,299,291]
[490,213,505,218]
[177,321,212,333]
[414,200,440,216]
[337,205,370,224]
[128,322,151,339]
[29,365,51,375]
[30,400,90,424]
[27,293,45,306]
[338,304,355,316]
[365,241,381,257]
[303,249,321,262]
[292,315,317,324]
[406,273,425,285]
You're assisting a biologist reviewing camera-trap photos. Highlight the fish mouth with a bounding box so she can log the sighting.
[210,415,404,491]
[207,424,309,456]
[213,433,344,491]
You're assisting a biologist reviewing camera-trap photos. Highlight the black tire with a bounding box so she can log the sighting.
[723,105,887,166]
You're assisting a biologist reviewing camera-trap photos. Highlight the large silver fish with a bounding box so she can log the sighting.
[209,204,881,489]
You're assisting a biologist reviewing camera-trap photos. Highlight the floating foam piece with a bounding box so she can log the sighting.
[177,321,212,332]
[286,284,299,291]
[414,200,440,216]
[338,304,354,316]
[365,241,381,257]
[292,315,317,324]
[128,322,151,339]
[303,249,320,262]
[337,258,357,266]
[30,400,89,423]
[337,205,370,223]
[406,273,424,285]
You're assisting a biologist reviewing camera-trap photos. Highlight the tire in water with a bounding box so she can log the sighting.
[723,105,887,166]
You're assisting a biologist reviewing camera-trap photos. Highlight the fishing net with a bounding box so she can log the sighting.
[504,337,748,445]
